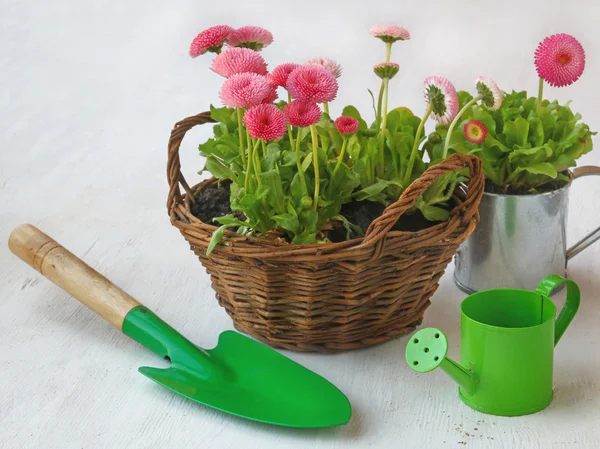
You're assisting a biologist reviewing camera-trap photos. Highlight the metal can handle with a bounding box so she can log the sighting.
[566,166,600,260]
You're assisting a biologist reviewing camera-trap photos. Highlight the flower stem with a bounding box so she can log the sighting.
[403,104,433,186]
[253,139,262,184]
[376,80,384,128]
[287,124,295,149]
[377,77,390,178]
[310,124,320,211]
[323,102,329,116]
[287,93,292,104]
[261,139,268,158]
[385,42,392,62]
[236,108,246,166]
[331,136,348,182]
[295,127,307,190]
[442,95,481,159]
[537,77,544,115]
[246,129,252,155]
[245,137,254,191]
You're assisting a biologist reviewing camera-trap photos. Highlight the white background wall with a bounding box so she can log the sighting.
[2,1,600,448]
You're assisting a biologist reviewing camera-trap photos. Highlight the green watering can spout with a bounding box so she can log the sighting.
[405,327,476,395]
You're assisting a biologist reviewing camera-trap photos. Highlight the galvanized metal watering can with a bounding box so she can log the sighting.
[406,275,580,416]
[454,166,600,293]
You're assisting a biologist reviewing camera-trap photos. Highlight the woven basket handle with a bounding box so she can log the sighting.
[361,153,484,247]
[167,112,215,212]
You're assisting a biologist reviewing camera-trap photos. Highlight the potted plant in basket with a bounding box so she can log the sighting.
[426,33,600,292]
[166,24,484,352]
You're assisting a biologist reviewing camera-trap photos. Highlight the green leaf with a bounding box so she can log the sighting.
[301,153,313,172]
[272,213,300,233]
[514,162,558,178]
[210,105,238,133]
[504,117,530,148]
[292,232,318,244]
[347,134,361,160]
[528,118,544,147]
[508,145,552,164]
[353,180,391,202]
[198,139,217,157]
[457,91,474,108]
[552,154,576,171]
[367,89,377,119]
[202,156,235,180]
[207,224,237,256]
[341,105,367,130]
[260,170,286,214]
[213,214,250,227]
[333,214,363,240]
[419,205,450,221]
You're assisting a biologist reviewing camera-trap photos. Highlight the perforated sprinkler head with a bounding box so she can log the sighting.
[405,327,448,373]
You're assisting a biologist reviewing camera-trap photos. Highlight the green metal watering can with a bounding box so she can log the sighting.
[406,275,580,416]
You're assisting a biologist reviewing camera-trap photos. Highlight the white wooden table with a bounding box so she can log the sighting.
[2,0,600,447]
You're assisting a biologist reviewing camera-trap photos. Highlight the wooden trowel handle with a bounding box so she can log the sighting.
[9,224,141,330]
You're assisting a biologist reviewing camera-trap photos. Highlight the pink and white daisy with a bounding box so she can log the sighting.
[189,25,234,57]
[369,25,410,43]
[286,66,338,103]
[534,33,585,87]
[373,62,400,79]
[219,73,271,109]
[305,58,342,79]
[334,116,359,135]
[227,26,274,51]
[268,63,300,87]
[463,120,488,144]
[210,47,268,78]
[244,104,288,141]
[423,75,459,125]
[284,100,321,127]
[475,76,503,110]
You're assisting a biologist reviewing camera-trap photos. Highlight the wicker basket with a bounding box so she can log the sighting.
[167,112,484,352]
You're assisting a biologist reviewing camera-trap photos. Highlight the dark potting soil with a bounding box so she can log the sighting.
[190,181,239,225]
[337,200,443,238]
[190,182,443,242]
[484,176,570,195]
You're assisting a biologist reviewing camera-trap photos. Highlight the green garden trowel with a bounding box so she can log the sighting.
[9,224,352,428]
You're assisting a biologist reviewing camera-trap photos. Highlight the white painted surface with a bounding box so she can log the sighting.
[1,0,600,447]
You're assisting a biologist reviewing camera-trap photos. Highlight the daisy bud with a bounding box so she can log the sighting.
[373,62,400,80]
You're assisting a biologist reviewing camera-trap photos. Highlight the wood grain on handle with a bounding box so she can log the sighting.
[8,224,141,330]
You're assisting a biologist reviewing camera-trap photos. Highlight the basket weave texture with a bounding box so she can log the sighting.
[167,112,484,352]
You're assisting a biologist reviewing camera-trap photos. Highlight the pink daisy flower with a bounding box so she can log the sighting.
[189,25,234,57]
[284,100,321,127]
[305,57,342,79]
[227,26,274,51]
[535,33,585,87]
[210,47,268,78]
[287,66,338,103]
[369,24,410,43]
[475,76,503,110]
[373,62,400,79]
[334,116,359,135]
[463,120,488,144]
[244,104,288,141]
[268,63,300,87]
[261,83,279,104]
[423,75,459,125]
[219,73,271,109]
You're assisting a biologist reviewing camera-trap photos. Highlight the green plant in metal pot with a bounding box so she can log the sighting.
[427,33,595,194]
[426,32,600,294]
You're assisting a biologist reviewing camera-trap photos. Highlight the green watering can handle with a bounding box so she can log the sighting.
[535,275,581,346]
